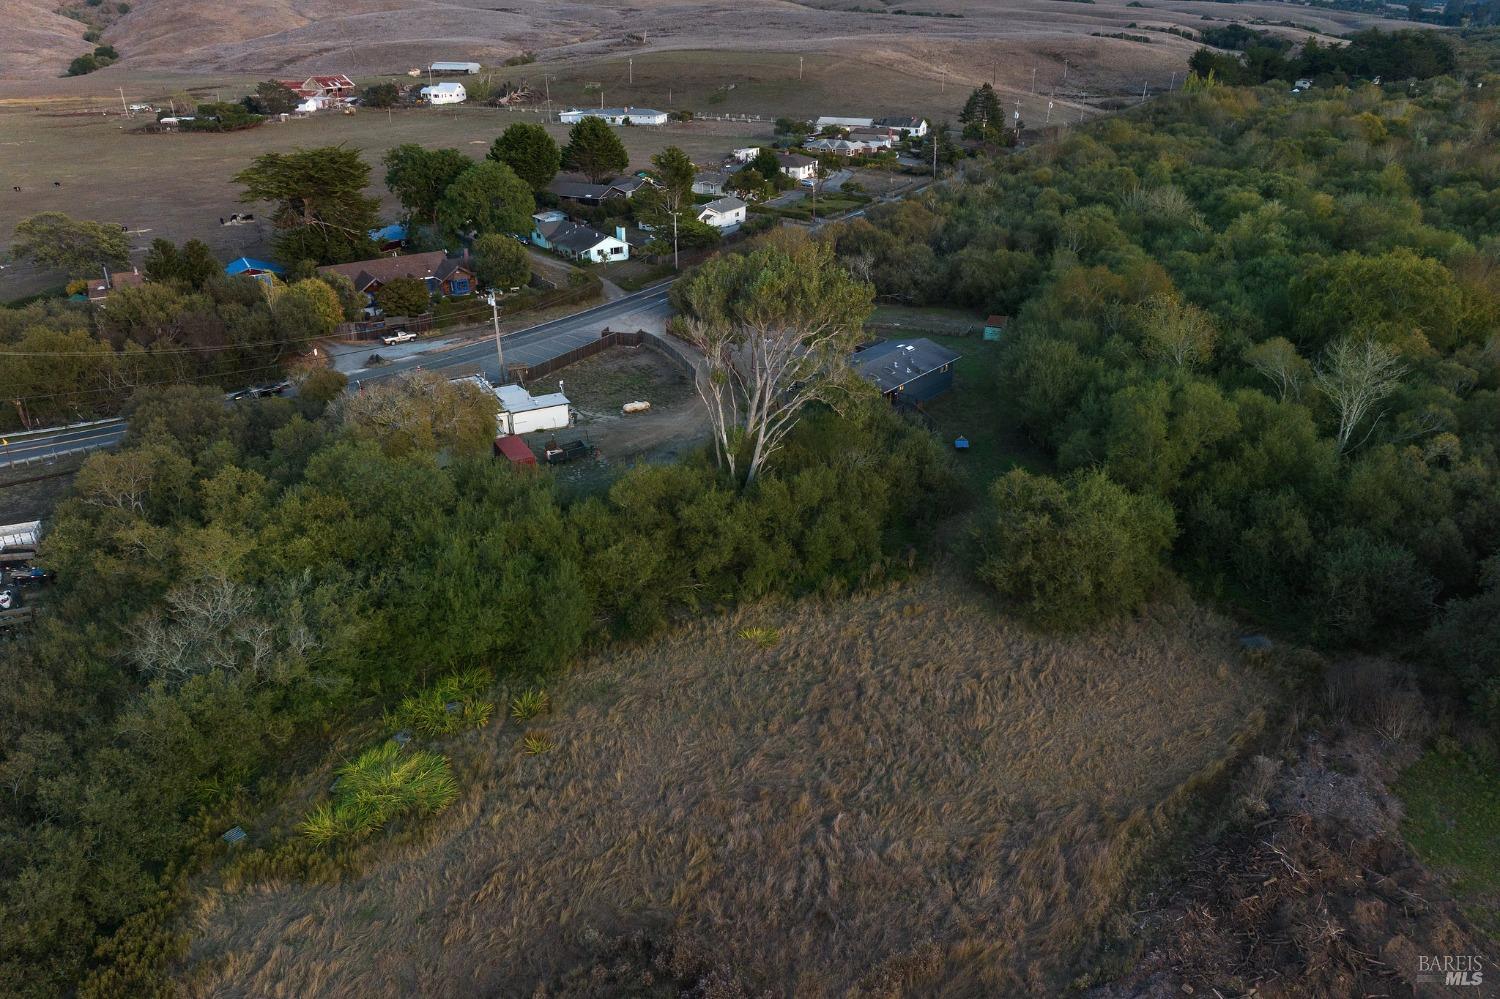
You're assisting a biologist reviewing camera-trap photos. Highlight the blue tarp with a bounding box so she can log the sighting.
[224,256,285,276]
[370,222,408,244]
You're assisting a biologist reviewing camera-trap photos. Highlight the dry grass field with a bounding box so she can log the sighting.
[4,0,1409,86]
[0,106,768,299]
[179,575,1271,996]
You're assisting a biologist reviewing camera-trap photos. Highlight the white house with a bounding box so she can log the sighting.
[495,383,572,435]
[431,61,481,74]
[874,115,928,137]
[730,146,759,162]
[421,82,467,104]
[696,196,747,229]
[557,106,669,126]
[530,213,630,263]
[777,153,817,181]
[816,115,874,130]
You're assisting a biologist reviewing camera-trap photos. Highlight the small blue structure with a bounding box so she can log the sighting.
[851,338,962,406]
[983,314,1009,341]
[954,436,970,450]
[221,826,247,845]
[369,222,408,250]
[224,257,285,286]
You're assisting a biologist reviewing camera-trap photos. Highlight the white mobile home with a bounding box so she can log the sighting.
[431,61,481,74]
[557,106,668,126]
[421,82,467,105]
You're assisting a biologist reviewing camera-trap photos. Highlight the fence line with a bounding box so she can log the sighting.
[514,328,696,386]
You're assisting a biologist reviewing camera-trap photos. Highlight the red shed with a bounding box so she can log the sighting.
[493,435,537,467]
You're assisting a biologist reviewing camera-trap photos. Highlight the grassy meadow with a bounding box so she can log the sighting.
[180,574,1270,995]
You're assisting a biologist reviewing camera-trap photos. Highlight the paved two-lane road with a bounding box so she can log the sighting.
[0,420,128,469]
[342,282,675,386]
[0,282,677,470]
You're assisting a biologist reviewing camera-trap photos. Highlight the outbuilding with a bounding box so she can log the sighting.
[431,61,481,74]
[495,383,573,435]
[851,338,961,405]
[225,257,285,287]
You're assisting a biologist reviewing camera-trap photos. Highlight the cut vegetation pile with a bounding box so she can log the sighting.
[182,575,1269,995]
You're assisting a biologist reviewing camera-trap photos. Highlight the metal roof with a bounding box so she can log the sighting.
[851,338,961,393]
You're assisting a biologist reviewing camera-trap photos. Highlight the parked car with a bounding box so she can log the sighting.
[252,380,291,397]
[382,330,417,346]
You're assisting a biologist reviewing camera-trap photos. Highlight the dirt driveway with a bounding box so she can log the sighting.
[514,344,709,491]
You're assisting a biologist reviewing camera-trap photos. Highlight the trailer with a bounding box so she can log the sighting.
[430,61,481,75]
[493,435,538,467]
[0,521,41,550]
[544,439,597,464]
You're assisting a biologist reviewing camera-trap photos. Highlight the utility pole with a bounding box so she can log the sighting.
[1170,71,1179,91]
[671,209,680,270]
[1142,80,1148,101]
[117,87,128,114]
[1031,66,1037,93]
[487,291,505,383]
[629,57,633,84]
[1062,59,1069,87]
[799,55,804,80]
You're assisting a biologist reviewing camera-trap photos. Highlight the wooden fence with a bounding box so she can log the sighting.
[513,328,697,386]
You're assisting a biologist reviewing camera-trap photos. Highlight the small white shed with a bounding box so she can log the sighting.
[496,383,572,435]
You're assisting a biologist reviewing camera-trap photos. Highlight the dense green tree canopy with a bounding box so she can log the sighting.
[235,146,381,266]
[487,122,562,191]
[561,116,629,183]
[374,276,431,317]
[472,233,531,291]
[383,144,474,226]
[435,160,534,241]
[11,212,131,277]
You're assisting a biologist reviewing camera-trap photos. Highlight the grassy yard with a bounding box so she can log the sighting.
[909,331,1052,489]
[751,191,870,222]
[1395,750,1500,938]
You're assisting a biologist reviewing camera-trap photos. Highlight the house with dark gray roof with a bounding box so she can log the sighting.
[530,212,630,264]
[851,338,961,404]
[547,174,653,205]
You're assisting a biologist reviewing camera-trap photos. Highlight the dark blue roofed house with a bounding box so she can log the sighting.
[851,338,961,408]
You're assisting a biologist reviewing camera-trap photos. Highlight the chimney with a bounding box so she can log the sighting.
[615,225,627,243]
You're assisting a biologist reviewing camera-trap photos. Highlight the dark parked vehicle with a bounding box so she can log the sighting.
[544,439,596,464]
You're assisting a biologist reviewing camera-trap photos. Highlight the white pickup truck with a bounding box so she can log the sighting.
[381,330,417,346]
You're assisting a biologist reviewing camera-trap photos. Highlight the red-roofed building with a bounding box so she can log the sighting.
[86,268,145,305]
[277,74,357,110]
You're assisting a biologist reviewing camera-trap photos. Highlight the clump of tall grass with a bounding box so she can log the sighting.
[521,732,553,755]
[299,742,458,845]
[737,626,780,648]
[391,669,493,737]
[510,688,551,722]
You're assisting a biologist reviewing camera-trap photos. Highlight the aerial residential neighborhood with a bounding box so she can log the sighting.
[2,22,1492,999]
